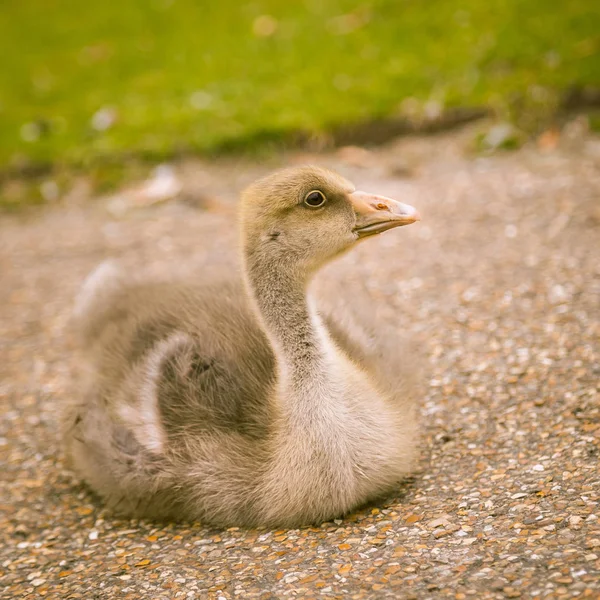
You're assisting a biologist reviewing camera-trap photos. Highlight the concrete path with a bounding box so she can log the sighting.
[1,121,599,598]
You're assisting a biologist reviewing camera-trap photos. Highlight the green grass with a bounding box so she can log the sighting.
[0,0,598,174]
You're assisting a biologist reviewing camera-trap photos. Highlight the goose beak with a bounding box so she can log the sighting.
[350,191,421,238]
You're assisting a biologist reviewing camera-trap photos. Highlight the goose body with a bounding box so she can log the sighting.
[63,166,421,527]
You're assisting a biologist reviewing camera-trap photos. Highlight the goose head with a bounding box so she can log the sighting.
[240,165,420,277]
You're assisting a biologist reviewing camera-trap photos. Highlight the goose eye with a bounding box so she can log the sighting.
[304,190,326,208]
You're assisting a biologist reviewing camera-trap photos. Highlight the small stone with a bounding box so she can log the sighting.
[31,579,46,587]
[548,284,571,305]
[76,507,94,516]
[429,516,451,528]
[405,514,422,524]
[483,123,519,150]
[135,559,151,567]
[433,529,452,539]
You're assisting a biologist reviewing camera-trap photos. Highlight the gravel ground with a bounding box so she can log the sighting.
[1,121,599,599]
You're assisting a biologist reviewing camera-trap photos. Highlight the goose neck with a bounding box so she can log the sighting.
[244,254,330,383]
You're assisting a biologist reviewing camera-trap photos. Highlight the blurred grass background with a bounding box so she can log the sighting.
[0,0,598,178]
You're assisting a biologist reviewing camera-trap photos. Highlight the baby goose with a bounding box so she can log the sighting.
[63,166,421,527]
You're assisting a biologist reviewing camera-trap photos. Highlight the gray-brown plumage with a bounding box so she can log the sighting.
[63,166,422,527]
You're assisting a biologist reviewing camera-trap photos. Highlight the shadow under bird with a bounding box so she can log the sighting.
[63,165,422,527]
